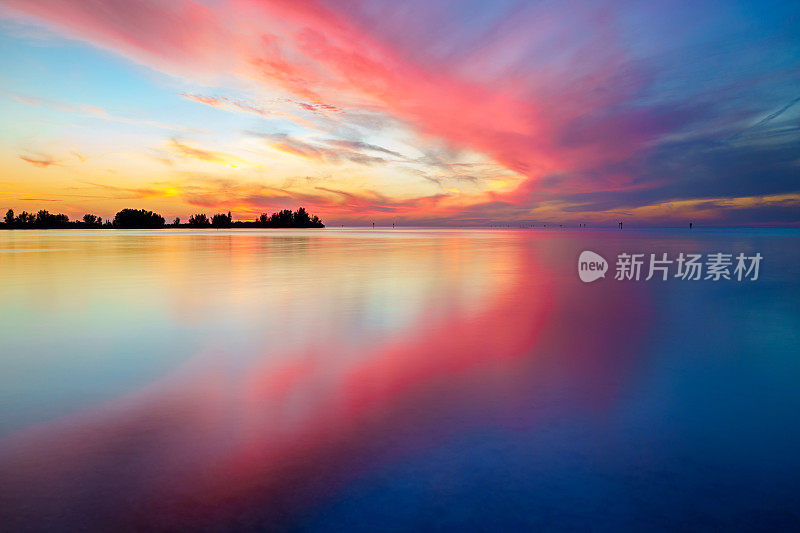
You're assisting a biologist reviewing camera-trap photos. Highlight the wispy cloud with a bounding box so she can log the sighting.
[250,131,399,166]
[322,139,404,159]
[18,197,61,201]
[19,155,57,167]
[163,139,245,166]
[11,91,204,133]
[180,92,338,128]
[82,181,179,200]
[728,95,800,141]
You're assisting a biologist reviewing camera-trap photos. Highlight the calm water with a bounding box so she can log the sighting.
[1,228,799,531]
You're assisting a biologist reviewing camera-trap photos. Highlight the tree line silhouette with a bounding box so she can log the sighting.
[1,207,324,229]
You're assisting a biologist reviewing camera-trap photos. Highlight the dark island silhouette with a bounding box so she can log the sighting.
[1,207,324,229]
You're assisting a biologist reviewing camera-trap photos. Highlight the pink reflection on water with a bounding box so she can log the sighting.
[0,232,653,529]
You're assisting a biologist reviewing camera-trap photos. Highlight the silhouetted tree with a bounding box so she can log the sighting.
[3,205,323,229]
[294,207,310,226]
[188,213,210,227]
[83,214,102,227]
[2,209,74,228]
[113,208,165,228]
[15,211,33,227]
[211,211,232,228]
[272,209,294,227]
[254,207,323,228]
[34,210,70,228]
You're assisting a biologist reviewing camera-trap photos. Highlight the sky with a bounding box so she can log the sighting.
[0,0,798,226]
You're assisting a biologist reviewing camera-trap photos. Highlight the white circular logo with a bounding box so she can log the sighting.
[578,251,608,282]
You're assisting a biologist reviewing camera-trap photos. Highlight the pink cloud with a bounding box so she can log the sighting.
[4,0,666,205]
[3,0,227,76]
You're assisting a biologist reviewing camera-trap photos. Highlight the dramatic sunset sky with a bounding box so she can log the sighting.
[1,0,798,225]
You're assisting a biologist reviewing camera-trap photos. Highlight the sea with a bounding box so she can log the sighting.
[1,227,799,530]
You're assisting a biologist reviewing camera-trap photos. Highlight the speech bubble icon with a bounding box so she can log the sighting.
[578,250,608,282]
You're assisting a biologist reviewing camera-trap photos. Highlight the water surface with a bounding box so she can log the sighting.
[1,228,799,530]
